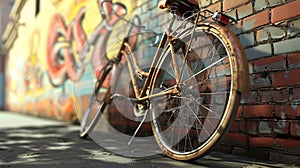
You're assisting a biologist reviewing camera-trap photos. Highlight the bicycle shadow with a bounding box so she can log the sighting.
[0,122,286,168]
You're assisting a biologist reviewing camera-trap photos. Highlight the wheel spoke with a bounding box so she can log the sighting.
[182,56,229,84]
[151,25,241,160]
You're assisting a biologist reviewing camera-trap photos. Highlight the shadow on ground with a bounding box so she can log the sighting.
[0,124,290,168]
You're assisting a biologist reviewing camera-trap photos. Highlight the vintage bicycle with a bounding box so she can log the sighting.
[77,0,249,161]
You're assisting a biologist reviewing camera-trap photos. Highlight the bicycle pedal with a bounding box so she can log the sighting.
[110,94,137,103]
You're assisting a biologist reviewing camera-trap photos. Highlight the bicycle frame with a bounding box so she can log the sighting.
[112,12,200,105]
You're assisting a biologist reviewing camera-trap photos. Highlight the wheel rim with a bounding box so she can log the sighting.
[151,27,238,159]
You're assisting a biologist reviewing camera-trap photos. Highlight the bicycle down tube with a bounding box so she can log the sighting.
[111,13,200,103]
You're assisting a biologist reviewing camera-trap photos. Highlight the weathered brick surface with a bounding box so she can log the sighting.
[246,120,258,135]
[244,105,275,118]
[223,132,249,146]
[237,2,253,19]
[253,55,286,72]
[254,0,283,11]
[287,53,300,69]
[272,69,300,87]
[256,26,285,43]
[235,106,243,119]
[242,10,270,32]
[249,73,272,89]
[223,0,249,11]
[257,89,289,103]
[274,138,300,153]
[273,120,290,134]
[241,91,257,104]
[288,18,300,37]
[249,136,274,147]
[258,121,273,134]
[271,0,300,23]
[291,88,300,102]
[290,121,300,136]
[275,105,300,119]
[238,32,255,48]
[196,0,300,163]
[273,38,300,55]
[245,44,272,60]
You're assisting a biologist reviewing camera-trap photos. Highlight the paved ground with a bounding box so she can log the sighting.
[0,111,297,168]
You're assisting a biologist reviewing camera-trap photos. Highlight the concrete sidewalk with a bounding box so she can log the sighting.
[0,111,296,168]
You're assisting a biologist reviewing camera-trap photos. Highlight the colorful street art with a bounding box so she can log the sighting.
[5,0,140,121]
[46,0,139,86]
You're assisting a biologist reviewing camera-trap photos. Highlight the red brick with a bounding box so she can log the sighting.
[249,73,272,90]
[290,121,300,136]
[223,132,248,146]
[235,106,243,119]
[256,26,285,42]
[291,88,300,101]
[273,120,289,135]
[258,121,273,134]
[275,138,300,152]
[287,53,300,69]
[243,10,270,31]
[229,120,240,132]
[229,119,247,133]
[271,0,300,23]
[257,89,289,103]
[237,2,253,19]
[241,91,257,105]
[274,38,300,55]
[273,69,300,87]
[275,105,300,119]
[249,136,274,148]
[244,105,275,118]
[253,55,286,72]
[223,0,249,11]
[240,120,247,133]
[246,120,258,135]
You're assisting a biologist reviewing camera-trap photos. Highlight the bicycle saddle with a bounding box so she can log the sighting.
[158,0,199,16]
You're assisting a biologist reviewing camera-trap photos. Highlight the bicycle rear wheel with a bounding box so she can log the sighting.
[151,23,242,160]
[80,63,112,138]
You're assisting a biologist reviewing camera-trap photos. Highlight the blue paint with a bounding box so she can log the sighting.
[0,73,4,108]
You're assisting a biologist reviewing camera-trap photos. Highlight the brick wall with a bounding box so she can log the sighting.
[112,0,300,163]
[196,0,300,164]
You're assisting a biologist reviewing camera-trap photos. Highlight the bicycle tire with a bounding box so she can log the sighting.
[150,22,244,160]
[80,63,112,138]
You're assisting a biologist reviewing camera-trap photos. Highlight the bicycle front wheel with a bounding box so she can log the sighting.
[80,63,113,138]
[151,23,242,160]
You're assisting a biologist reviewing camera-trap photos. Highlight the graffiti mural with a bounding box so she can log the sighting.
[5,0,139,121]
[47,0,139,87]
[24,30,44,95]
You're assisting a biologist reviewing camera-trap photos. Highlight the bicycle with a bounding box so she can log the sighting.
[77,0,250,161]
